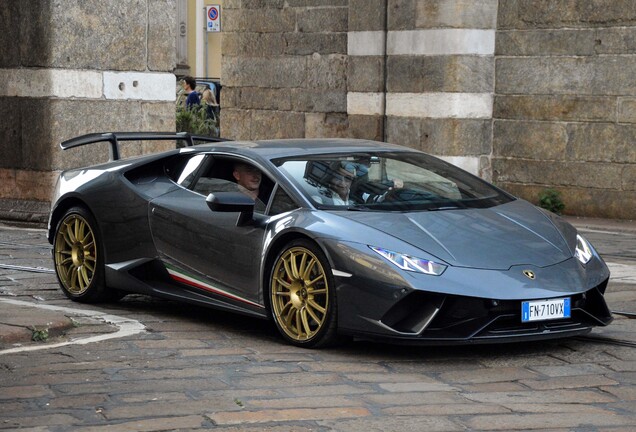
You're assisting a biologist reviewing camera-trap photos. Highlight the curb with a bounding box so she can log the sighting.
[564,216,636,234]
[0,305,76,347]
[0,319,75,345]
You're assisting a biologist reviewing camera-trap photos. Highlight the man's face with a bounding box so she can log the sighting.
[330,167,354,200]
[234,165,261,192]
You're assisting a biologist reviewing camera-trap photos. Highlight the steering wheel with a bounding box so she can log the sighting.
[381,188,439,203]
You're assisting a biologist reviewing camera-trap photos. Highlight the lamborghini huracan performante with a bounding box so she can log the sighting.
[48,132,613,348]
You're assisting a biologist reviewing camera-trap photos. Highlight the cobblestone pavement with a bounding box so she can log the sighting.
[0,222,635,431]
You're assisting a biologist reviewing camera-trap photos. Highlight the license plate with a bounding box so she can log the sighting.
[521,297,570,322]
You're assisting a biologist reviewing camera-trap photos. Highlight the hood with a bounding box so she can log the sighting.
[336,200,573,270]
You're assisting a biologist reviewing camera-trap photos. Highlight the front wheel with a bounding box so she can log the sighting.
[53,206,112,303]
[269,239,338,348]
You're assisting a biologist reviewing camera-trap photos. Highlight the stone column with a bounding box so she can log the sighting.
[0,0,177,225]
[383,0,498,179]
[346,0,389,141]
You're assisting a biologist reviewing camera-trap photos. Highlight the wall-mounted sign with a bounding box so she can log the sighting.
[206,5,221,32]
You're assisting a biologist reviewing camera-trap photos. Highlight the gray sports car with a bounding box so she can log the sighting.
[48,132,613,347]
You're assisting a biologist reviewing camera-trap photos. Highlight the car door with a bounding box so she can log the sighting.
[148,154,270,309]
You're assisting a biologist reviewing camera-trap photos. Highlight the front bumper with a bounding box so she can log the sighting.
[325,241,612,345]
[344,281,612,345]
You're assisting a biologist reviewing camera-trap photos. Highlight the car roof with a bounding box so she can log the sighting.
[59,135,422,173]
[187,138,416,160]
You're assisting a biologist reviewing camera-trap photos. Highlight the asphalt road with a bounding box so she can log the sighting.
[1,221,635,431]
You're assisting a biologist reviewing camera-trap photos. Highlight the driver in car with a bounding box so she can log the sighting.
[233,162,267,211]
[320,161,403,205]
[327,162,356,205]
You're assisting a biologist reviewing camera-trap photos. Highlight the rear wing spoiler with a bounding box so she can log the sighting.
[60,132,229,161]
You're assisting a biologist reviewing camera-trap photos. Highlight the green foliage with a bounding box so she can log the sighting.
[539,188,565,214]
[176,104,219,139]
[30,327,49,342]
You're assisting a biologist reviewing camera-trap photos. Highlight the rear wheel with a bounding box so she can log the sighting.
[53,206,112,303]
[269,239,337,348]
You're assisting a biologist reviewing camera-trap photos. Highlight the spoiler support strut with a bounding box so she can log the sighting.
[60,132,227,161]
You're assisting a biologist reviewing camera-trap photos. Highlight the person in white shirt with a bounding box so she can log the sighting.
[327,162,356,205]
[318,161,404,206]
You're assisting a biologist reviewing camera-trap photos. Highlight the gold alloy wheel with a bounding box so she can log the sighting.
[54,213,97,295]
[271,246,329,342]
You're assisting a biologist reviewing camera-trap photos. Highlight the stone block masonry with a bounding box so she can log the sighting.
[221,0,634,219]
[0,0,177,225]
[221,0,497,177]
[1,0,634,221]
[349,0,498,178]
[494,0,636,219]
[221,1,356,141]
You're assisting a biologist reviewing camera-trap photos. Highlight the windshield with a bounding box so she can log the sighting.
[275,152,514,211]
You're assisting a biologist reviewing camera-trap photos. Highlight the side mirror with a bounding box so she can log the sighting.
[206,192,254,226]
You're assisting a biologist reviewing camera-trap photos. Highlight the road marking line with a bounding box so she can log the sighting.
[0,298,145,355]
[0,263,54,273]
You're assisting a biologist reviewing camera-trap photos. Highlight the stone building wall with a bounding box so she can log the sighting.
[221,0,496,178]
[493,1,636,219]
[0,0,177,224]
[221,0,634,219]
[1,1,632,222]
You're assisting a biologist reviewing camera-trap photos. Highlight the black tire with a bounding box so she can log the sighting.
[53,206,114,303]
[269,239,338,348]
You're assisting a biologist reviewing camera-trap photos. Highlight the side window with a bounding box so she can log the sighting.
[172,154,206,188]
[190,157,275,214]
[269,186,299,216]
[191,157,239,196]
[192,177,240,195]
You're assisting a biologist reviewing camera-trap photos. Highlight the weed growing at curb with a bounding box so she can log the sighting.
[539,188,565,215]
[30,327,49,342]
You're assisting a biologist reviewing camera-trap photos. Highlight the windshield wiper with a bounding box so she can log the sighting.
[426,205,466,211]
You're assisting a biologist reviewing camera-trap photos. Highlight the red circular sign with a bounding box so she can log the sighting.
[208,7,218,20]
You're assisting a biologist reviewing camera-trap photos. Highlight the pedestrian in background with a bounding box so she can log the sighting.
[182,76,200,109]
[201,86,219,119]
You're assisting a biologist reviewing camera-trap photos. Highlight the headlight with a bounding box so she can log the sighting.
[370,246,447,276]
[575,234,593,264]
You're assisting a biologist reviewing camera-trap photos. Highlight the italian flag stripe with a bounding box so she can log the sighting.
[165,264,264,309]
